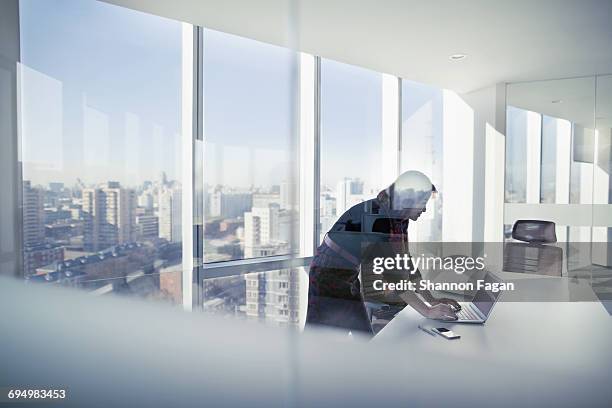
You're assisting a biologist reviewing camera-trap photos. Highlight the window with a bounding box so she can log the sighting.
[570,124,595,204]
[319,59,383,242]
[540,116,559,203]
[539,115,573,204]
[505,106,542,203]
[202,29,299,262]
[19,0,185,304]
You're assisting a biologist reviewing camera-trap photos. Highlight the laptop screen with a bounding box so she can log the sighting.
[473,274,501,316]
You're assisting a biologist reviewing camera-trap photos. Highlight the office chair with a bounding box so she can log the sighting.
[503,220,563,276]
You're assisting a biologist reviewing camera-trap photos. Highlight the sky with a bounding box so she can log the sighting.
[320,59,383,190]
[20,0,182,187]
[19,0,434,193]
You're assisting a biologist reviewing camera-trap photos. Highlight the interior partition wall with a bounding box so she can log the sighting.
[505,76,612,288]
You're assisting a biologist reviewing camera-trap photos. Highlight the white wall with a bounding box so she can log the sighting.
[381,74,400,187]
[442,91,475,243]
[458,83,507,243]
[458,84,506,269]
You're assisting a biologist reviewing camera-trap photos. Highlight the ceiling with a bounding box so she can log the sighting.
[101,0,612,94]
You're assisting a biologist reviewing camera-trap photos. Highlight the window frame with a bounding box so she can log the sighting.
[192,37,403,309]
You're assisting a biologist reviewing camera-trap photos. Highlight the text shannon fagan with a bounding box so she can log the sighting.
[372,279,514,293]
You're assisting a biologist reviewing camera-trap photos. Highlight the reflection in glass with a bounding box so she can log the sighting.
[319,59,383,244]
[593,75,612,310]
[505,106,541,203]
[540,116,557,203]
[506,76,612,313]
[202,268,304,327]
[202,29,298,262]
[19,0,184,304]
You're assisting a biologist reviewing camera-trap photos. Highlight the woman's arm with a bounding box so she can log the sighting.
[410,268,461,312]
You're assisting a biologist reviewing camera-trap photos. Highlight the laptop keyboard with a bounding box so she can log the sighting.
[457,305,480,321]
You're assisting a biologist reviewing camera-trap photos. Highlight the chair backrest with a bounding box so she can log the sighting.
[504,220,563,276]
[512,220,557,243]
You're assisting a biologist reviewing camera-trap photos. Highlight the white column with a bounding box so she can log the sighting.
[555,120,571,204]
[460,84,506,244]
[484,123,506,242]
[442,90,475,242]
[181,23,194,311]
[298,53,315,258]
[298,53,316,329]
[592,129,611,266]
[525,111,542,204]
[555,119,571,242]
[381,74,400,188]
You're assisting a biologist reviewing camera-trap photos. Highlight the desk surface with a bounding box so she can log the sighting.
[374,272,612,373]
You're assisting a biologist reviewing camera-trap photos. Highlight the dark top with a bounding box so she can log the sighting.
[306,198,412,333]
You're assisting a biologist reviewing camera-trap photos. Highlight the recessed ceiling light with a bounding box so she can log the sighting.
[449,53,467,61]
[551,99,563,104]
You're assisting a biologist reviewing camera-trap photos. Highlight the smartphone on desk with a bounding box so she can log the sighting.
[433,327,460,340]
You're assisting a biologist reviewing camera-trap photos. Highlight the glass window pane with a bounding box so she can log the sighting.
[319,59,383,243]
[401,79,443,241]
[570,124,595,204]
[505,106,530,203]
[19,0,185,305]
[202,267,305,328]
[202,29,298,262]
[540,116,558,203]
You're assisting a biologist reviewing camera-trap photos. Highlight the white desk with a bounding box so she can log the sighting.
[375,272,612,373]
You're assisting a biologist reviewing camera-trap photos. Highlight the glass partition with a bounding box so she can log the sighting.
[505,76,611,307]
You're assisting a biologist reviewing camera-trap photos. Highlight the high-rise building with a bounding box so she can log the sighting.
[245,269,300,327]
[82,182,137,251]
[277,210,297,248]
[210,190,252,218]
[23,181,45,246]
[280,181,294,210]
[137,191,155,210]
[159,171,169,188]
[319,193,337,242]
[252,193,280,209]
[244,205,279,257]
[336,178,366,215]
[158,187,182,243]
[136,214,159,240]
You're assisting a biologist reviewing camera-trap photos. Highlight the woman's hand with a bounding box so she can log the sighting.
[429,297,461,312]
[425,303,458,321]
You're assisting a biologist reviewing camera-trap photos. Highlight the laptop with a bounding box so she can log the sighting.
[453,272,503,324]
